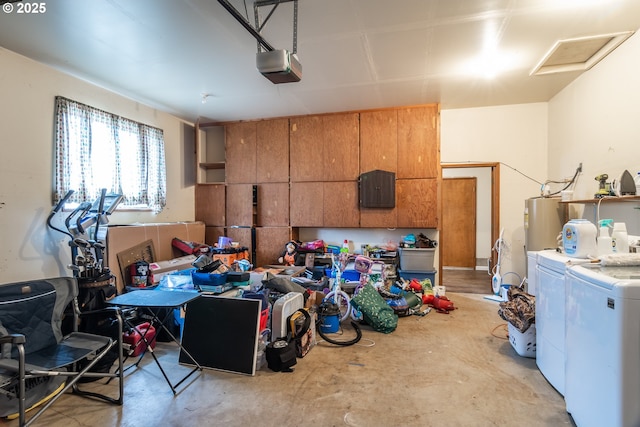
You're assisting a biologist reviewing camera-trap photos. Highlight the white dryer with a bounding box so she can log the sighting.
[535,249,573,396]
[565,264,640,427]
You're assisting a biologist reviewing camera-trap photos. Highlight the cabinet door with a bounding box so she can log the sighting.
[323,181,360,228]
[396,178,438,228]
[360,110,397,174]
[290,116,324,182]
[256,227,292,267]
[290,182,323,227]
[195,184,226,226]
[258,183,289,227]
[226,184,254,227]
[257,118,289,183]
[397,105,439,179]
[360,206,397,228]
[323,113,359,181]
[226,122,257,184]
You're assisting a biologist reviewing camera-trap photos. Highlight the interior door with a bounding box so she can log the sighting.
[442,177,476,268]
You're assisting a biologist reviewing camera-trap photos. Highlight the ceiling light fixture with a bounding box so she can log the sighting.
[201,93,213,104]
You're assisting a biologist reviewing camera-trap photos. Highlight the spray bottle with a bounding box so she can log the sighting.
[597,219,613,256]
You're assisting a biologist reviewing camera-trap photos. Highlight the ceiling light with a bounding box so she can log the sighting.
[530,31,634,76]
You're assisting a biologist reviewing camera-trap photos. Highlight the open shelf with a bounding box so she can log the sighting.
[559,195,640,204]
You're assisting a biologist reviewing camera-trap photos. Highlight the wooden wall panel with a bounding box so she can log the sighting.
[323,181,360,228]
[226,122,257,184]
[360,110,398,173]
[397,105,439,179]
[396,178,439,228]
[257,118,289,183]
[360,207,397,228]
[323,113,360,181]
[226,227,253,262]
[195,184,226,226]
[290,116,324,182]
[258,183,289,227]
[226,184,254,227]
[204,226,226,246]
[256,227,292,266]
[290,182,323,226]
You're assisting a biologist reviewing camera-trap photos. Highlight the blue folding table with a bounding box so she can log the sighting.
[109,289,202,394]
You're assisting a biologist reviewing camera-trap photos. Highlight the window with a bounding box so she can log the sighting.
[54,96,166,213]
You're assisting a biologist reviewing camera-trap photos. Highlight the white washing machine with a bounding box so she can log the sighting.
[565,264,640,427]
[535,249,573,396]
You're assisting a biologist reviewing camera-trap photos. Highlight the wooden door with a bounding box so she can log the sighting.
[442,177,476,268]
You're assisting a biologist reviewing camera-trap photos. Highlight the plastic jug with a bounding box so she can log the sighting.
[597,226,613,256]
[612,222,630,253]
[562,219,597,258]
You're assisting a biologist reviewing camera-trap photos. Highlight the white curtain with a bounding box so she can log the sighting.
[54,96,166,213]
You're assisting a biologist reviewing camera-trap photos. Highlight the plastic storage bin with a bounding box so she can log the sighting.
[399,248,435,271]
[508,322,536,358]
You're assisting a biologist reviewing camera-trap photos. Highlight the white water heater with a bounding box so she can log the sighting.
[524,197,565,251]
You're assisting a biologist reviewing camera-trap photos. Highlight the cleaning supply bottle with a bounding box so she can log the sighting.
[597,220,613,256]
[612,223,630,253]
[339,239,349,269]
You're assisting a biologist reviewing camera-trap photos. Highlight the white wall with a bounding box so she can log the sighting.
[441,103,549,280]
[548,32,640,237]
[0,48,195,283]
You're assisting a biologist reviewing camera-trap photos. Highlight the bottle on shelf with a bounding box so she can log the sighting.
[611,222,630,254]
[339,239,349,270]
[597,220,613,256]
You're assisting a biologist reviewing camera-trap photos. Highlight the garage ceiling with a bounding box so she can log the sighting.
[1,0,639,122]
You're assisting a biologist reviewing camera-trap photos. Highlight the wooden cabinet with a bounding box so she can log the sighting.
[323,113,359,181]
[195,184,226,226]
[397,105,439,179]
[290,116,324,182]
[257,183,289,227]
[195,183,226,246]
[257,118,289,183]
[256,227,293,266]
[290,113,359,182]
[290,182,324,227]
[226,184,254,227]
[396,178,439,228]
[360,110,398,173]
[290,181,359,227]
[226,122,257,184]
[323,181,359,227]
[195,104,441,246]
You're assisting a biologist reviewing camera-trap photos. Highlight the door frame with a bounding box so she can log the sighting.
[440,162,500,281]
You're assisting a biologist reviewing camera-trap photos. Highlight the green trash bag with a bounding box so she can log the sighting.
[350,283,398,334]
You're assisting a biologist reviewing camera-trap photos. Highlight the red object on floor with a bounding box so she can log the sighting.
[422,294,435,305]
[123,322,157,356]
[431,296,456,313]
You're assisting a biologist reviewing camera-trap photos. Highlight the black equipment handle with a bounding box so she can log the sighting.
[46,190,75,237]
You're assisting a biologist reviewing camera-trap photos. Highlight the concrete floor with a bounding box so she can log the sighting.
[9,293,575,427]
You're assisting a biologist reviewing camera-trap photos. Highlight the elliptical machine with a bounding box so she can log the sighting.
[47,188,123,284]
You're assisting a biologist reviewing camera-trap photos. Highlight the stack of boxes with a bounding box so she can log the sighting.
[398,247,437,286]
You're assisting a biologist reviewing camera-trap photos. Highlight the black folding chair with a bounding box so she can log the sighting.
[0,277,124,427]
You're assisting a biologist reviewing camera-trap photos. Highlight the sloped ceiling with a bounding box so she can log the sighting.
[1,0,639,122]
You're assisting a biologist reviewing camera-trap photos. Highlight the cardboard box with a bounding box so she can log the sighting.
[107,221,205,292]
[149,254,197,284]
